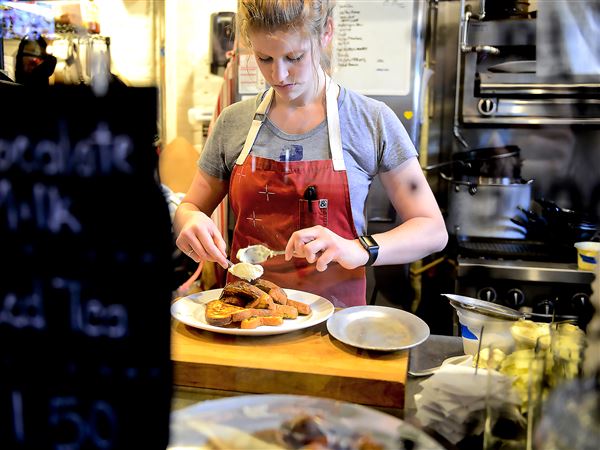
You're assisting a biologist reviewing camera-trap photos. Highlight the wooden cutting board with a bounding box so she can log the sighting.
[171,319,408,409]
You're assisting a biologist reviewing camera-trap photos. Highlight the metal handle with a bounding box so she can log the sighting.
[423,159,467,172]
[460,8,500,55]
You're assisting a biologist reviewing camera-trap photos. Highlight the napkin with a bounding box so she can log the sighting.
[414,362,522,444]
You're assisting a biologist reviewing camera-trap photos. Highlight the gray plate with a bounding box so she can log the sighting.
[326,305,430,351]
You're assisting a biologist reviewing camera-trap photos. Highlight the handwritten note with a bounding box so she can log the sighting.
[238,53,266,94]
[332,0,414,96]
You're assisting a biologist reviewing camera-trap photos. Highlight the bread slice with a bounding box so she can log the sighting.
[240,316,285,329]
[205,299,246,326]
[272,304,298,319]
[231,308,284,323]
[254,279,288,305]
[220,295,247,307]
[221,281,273,307]
[285,299,311,315]
[246,295,274,310]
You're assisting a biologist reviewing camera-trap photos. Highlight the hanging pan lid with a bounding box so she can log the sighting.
[442,293,524,320]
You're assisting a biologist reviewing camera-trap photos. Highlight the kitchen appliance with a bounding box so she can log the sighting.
[420,0,599,336]
[427,145,533,239]
[452,234,596,329]
[446,178,531,238]
[457,0,600,126]
[450,197,598,328]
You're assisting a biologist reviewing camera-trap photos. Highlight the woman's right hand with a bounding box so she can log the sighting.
[175,207,229,269]
[173,169,230,269]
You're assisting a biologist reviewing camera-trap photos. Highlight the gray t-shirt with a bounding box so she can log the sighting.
[199,86,417,234]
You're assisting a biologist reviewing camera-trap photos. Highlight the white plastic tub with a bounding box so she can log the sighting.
[454,305,516,355]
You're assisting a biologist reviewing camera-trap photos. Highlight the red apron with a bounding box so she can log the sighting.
[227,79,366,307]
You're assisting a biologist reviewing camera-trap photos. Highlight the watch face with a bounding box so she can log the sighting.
[360,235,378,249]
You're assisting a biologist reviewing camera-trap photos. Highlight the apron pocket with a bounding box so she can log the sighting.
[298,198,328,229]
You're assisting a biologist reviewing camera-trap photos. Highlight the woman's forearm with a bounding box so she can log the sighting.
[370,217,448,266]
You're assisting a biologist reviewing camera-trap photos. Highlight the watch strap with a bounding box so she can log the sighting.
[358,235,379,266]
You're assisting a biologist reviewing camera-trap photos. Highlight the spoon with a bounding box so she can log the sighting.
[237,244,286,264]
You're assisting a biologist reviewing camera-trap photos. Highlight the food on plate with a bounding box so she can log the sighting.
[255,279,288,305]
[232,414,385,450]
[231,307,284,323]
[228,261,264,282]
[286,299,311,315]
[272,304,299,319]
[204,279,312,329]
[205,300,246,327]
[241,315,285,329]
[222,280,274,309]
[219,295,247,307]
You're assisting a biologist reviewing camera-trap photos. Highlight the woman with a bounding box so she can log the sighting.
[174,0,447,307]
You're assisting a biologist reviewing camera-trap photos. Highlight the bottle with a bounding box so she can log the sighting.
[82,0,101,34]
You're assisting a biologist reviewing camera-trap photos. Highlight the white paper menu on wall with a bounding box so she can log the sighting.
[332,0,414,96]
[238,53,266,95]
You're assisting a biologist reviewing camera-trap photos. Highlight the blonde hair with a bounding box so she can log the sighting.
[237,0,335,72]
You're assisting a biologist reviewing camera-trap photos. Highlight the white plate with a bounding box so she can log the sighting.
[327,305,430,351]
[171,288,334,336]
[169,394,445,450]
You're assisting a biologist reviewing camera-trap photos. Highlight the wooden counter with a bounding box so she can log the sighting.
[171,319,409,409]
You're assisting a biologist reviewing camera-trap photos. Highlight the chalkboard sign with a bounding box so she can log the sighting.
[0,84,174,449]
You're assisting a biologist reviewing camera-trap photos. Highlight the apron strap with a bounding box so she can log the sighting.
[325,76,345,171]
[236,75,345,171]
[236,88,274,166]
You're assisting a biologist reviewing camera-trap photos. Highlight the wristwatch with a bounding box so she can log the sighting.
[358,235,379,266]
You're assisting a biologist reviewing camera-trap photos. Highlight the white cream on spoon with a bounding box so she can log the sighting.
[228,262,264,282]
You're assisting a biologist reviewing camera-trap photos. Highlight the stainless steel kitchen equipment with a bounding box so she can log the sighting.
[445,176,532,238]
[426,144,534,239]
[416,1,599,335]
[451,198,597,328]
[425,0,600,216]
[457,0,600,126]
[455,256,595,327]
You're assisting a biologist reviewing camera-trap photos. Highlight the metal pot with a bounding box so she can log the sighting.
[452,145,522,180]
[425,145,523,180]
[445,175,533,239]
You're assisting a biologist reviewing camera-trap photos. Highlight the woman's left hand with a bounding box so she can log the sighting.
[285,225,368,271]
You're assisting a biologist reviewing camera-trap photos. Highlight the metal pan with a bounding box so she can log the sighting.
[326,306,430,352]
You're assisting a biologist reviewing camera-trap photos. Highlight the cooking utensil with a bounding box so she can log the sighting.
[445,178,532,239]
[237,244,286,264]
[426,145,523,181]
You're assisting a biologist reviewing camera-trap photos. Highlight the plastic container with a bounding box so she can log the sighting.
[574,241,600,271]
[443,294,523,355]
[454,305,517,355]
